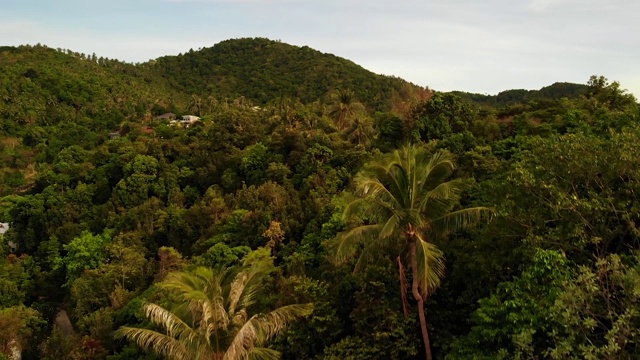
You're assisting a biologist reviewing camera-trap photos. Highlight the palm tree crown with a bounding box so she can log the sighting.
[327,89,365,131]
[116,264,313,360]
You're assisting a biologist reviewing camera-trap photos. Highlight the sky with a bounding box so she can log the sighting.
[2,0,639,97]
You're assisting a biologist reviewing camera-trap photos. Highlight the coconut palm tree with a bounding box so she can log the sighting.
[327,89,365,131]
[343,116,376,146]
[334,145,490,360]
[116,264,313,360]
[189,95,203,116]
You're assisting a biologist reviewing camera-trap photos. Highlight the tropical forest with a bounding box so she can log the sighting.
[0,38,639,360]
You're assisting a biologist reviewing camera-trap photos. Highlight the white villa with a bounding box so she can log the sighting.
[170,115,201,128]
[181,115,200,125]
[0,223,16,253]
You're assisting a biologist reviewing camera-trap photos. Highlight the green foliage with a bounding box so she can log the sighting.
[410,93,476,142]
[452,82,588,107]
[546,253,640,359]
[322,263,420,360]
[448,249,571,359]
[193,242,251,269]
[0,305,44,358]
[373,113,405,152]
[151,38,416,111]
[240,142,271,185]
[64,230,113,286]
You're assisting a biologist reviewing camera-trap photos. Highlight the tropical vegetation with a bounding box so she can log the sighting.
[116,252,313,360]
[0,38,638,360]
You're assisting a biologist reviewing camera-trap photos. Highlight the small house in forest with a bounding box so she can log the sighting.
[0,223,16,252]
[180,115,201,127]
[155,112,176,121]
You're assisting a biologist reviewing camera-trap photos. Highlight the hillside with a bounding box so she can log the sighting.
[148,37,418,110]
[450,82,589,107]
[0,45,187,137]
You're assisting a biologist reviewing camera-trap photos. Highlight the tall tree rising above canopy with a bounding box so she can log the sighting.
[333,145,491,360]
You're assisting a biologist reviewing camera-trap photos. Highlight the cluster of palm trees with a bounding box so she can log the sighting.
[327,90,375,146]
[119,144,489,360]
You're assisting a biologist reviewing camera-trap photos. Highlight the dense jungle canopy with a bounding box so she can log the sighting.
[0,38,639,359]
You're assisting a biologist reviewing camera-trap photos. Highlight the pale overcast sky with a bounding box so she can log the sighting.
[2,0,639,97]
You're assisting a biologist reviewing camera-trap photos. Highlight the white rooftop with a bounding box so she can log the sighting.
[0,223,8,235]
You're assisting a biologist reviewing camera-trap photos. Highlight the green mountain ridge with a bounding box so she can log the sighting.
[0,37,593,126]
[147,37,417,111]
[450,82,589,106]
[0,37,422,131]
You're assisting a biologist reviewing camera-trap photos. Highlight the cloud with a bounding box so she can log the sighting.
[0,19,207,62]
[527,0,576,12]
[161,0,299,3]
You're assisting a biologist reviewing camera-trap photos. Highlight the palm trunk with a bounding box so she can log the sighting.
[408,234,433,360]
[397,256,409,318]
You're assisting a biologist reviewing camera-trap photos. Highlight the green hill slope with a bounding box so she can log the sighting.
[450,82,589,107]
[148,37,416,110]
[0,44,187,137]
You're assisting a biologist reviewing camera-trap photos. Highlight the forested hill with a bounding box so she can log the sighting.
[451,82,589,106]
[0,45,187,135]
[3,39,640,360]
[148,37,418,110]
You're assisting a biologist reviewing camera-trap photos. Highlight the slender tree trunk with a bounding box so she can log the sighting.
[397,256,409,318]
[408,234,433,360]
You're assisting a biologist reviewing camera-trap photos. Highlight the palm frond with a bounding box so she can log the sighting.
[225,315,258,360]
[353,177,402,212]
[414,235,446,298]
[421,178,471,219]
[429,207,492,238]
[248,347,281,360]
[254,303,314,342]
[342,197,369,220]
[115,326,191,360]
[143,303,197,341]
[332,224,382,264]
[231,309,248,327]
[118,263,311,360]
[424,178,468,202]
[200,294,229,338]
[379,214,401,240]
[228,272,248,315]
[422,150,456,191]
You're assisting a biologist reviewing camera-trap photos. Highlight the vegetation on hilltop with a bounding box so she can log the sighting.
[450,82,589,107]
[149,37,420,111]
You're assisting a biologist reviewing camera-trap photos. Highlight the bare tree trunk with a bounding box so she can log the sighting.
[408,237,433,360]
[397,256,409,318]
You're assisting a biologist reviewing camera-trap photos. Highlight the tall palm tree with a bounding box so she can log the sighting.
[334,145,490,360]
[116,264,313,360]
[327,89,365,131]
[190,95,203,116]
[343,116,376,146]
